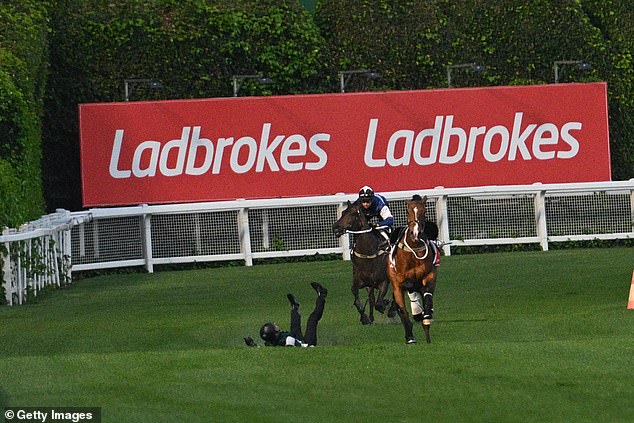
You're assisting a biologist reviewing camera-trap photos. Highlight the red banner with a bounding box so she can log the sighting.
[79,83,610,206]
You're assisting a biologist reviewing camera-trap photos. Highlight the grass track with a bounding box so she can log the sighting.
[1,248,633,422]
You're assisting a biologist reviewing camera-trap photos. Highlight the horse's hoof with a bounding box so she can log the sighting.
[387,305,398,318]
[423,324,431,344]
[406,337,417,344]
[361,315,372,325]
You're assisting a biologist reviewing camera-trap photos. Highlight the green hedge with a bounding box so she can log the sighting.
[0,1,49,228]
[315,0,447,90]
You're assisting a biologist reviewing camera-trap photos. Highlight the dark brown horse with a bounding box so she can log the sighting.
[333,201,393,325]
[387,194,439,343]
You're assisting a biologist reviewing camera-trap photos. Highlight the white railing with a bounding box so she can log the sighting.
[1,210,92,305]
[2,180,633,305]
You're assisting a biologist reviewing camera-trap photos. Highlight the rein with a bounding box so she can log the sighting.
[345,225,389,235]
[346,226,389,259]
[395,211,428,260]
[353,249,386,259]
[398,228,429,260]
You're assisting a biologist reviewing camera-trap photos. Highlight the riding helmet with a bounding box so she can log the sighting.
[359,186,375,200]
[260,322,281,342]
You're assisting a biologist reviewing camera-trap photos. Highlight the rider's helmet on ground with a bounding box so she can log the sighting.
[358,186,375,201]
[260,322,281,342]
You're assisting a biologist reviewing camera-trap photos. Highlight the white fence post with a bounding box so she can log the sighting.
[262,210,270,250]
[238,206,253,266]
[2,228,12,305]
[17,252,25,305]
[51,233,59,286]
[142,206,154,273]
[63,227,72,284]
[534,189,549,251]
[78,224,86,258]
[435,194,452,256]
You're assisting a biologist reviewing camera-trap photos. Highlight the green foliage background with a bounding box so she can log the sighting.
[0,1,48,227]
[1,0,633,228]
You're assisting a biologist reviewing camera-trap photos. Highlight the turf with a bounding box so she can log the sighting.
[1,248,633,422]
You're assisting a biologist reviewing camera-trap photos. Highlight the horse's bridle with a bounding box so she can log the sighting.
[343,206,387,258]
[347,205,368,233]
[399,204,429,260]
[407,202,427,241]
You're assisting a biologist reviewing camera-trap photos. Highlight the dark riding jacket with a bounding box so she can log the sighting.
[353,194,394,228]
[264,331,307,347]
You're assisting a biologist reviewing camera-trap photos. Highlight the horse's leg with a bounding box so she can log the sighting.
[367,287,376,323]
[352,285,372,325]
[421,292,433,344]
[387,295,398,318]
[407,291,423,322]
[374,278,389,314]
[407,290,431,343]
[421,271,437,344]
[392,283,415,343]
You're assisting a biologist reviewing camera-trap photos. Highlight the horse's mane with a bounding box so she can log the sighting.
[412,194,423,201]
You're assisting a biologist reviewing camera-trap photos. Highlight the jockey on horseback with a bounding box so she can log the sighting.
[353,186,394,250]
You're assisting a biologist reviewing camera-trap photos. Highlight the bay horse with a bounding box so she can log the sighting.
[333,201,393,325]
[387,194,439,344]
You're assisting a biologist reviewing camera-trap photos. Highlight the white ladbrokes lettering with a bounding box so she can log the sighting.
[109,112,583,178]
[364,112,581,167]
[109,124,330,178]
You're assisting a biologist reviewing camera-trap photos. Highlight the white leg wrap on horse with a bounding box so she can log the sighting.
[408,291,423,315]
